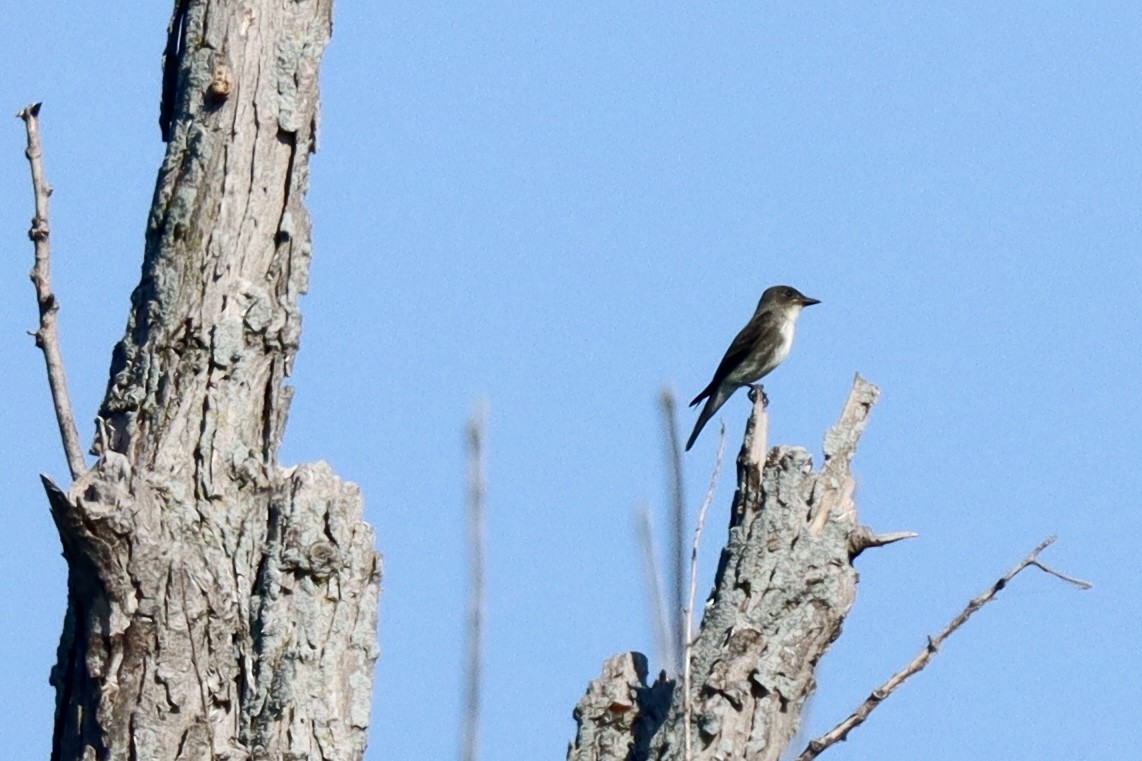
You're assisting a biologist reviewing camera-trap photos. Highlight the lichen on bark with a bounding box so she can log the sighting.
[44,3,380,760]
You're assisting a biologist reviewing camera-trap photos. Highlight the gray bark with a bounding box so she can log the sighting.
[44,2,381,759]
[569,377,887,761]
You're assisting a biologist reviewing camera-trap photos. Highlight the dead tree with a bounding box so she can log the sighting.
[567,379,1086,761]
[568,379,912,761]
[19,2,380,759]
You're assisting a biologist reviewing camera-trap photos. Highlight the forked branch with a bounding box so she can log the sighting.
[795,535,1091,761]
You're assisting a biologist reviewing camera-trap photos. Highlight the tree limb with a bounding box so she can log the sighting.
[795,535,1092,761]
[16,102,87,482]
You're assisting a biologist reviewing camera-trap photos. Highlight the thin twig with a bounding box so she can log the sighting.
[795,535,1091,761]
[1029,560,1092,590]
[636,504,675,673]
[17,102,86,481]
[683,422,727,761]
[461,402,488,761]
[660,388,687,675]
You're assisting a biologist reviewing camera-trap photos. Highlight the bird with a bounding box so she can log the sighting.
[686,285,820,451]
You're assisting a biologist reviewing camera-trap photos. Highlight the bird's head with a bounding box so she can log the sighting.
[759,285,820,314]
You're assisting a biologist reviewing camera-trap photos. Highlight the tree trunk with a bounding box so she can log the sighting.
[568,377,890,761]
[44,2,381,759]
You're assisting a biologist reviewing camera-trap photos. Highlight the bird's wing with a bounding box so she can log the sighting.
[690,308,782,406]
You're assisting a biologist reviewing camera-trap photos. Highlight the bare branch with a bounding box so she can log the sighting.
[795,535,1091,761]
[461,402,489,761]
[636,504,675,673]
[660,388,687,674]
[1029,560,1092,590]
[683,422,727,761]
[848,526,919,557]
[16,102,86,481]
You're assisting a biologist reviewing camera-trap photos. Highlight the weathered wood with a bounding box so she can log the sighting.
[44,3,380,759]
[567,653,672,761]
[569,375,890,761]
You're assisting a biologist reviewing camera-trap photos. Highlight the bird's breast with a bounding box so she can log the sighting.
[775,319,795,363]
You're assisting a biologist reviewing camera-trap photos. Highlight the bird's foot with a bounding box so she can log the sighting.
[747,384,769,408]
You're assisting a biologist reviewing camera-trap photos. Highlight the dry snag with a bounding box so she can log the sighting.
[18,3,381,760]
[568,375,1086,761]
[570,375,902,761]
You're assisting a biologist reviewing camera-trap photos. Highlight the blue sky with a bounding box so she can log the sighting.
[2,2,1140,759]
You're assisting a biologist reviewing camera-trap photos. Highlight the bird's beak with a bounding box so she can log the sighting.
[799,296,821,307]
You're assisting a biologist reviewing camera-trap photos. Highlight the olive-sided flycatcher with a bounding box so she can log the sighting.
[686,285,820,451]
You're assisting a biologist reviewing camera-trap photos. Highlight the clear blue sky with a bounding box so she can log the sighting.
[2,2,1139,759]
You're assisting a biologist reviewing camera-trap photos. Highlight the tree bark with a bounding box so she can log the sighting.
[44,2,381,759]
[569,377,892,761]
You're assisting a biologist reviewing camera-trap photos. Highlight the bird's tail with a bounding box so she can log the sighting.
[685,386,729,451]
